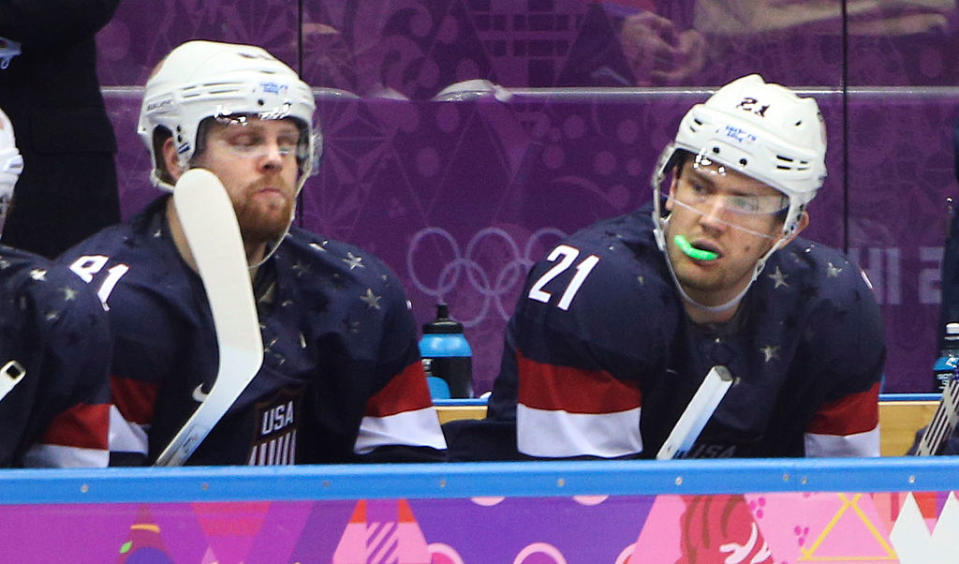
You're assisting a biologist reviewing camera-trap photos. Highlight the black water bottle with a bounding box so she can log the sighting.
[418,304,473,398]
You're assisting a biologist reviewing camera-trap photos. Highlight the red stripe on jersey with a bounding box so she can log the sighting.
[365,361,434,417]
[517,350,642,414]
[39,403,110,449]
[110,375,159,425]
[806,382,880,435]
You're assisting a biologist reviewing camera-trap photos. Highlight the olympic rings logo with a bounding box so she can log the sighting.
[406,226,567,326]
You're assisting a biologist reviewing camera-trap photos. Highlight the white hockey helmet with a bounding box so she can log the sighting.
[653,73,827,239]
[138,40,320,192]
[650,74,828,313]
[0,108,23,236]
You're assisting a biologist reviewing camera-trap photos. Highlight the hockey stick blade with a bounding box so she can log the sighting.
[916,372,959,456]
[657,365,734,460]
[155,169,264,466]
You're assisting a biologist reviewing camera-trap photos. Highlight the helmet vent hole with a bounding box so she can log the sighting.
[795,120,802,126]
[739,158,747,166]
[257,99,265,106]
[776,155,797,170]
[711,146,720,154]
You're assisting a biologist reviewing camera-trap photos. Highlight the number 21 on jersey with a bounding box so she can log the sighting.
[527,244,599,310]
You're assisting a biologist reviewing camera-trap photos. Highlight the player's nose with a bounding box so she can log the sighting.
[259,141,285,170]
[698,197,728,232]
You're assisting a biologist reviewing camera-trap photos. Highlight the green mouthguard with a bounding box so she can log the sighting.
[674,235,718,261]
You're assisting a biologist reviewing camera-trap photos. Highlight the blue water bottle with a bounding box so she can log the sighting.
[934,322,959,392]
[419,303,473,399]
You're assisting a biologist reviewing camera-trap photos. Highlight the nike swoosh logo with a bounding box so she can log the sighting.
[193,383,209,402]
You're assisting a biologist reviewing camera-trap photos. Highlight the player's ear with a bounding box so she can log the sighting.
[161,137,185,183]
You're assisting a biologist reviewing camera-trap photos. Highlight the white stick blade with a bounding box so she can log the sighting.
[172,169,262,356]
[155,169,264,466]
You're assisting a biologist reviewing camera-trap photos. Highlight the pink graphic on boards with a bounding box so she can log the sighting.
[632,495,685,562]
[632,494,773,563]
[333,499,432,563]
[745,492,897,562]
[190,501,271,563]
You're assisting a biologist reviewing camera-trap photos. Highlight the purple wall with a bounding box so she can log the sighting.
[96,1,959,393]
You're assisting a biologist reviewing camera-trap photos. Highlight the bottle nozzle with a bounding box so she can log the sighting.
[423,302,463,334]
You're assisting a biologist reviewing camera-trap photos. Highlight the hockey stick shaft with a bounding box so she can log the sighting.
[155,169,264,466]
[656,365,734,460]
[916,372,959,456]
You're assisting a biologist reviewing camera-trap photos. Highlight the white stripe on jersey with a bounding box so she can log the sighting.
[249,429,296,465]
[517,403,642,458]
[21,444,109,468]
[804,425,880,457]
[354,406,447,455]
[108,405,149,455]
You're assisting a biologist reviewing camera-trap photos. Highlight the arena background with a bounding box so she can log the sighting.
[94,0,959,394]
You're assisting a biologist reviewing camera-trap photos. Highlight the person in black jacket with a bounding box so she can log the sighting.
[0,0,121,258]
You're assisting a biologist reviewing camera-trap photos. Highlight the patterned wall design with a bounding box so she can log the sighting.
[96,1,959,393]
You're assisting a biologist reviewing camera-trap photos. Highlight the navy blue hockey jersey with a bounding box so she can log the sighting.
[59,196,446,465]
[0,245,112,467]
[484,202,883,459]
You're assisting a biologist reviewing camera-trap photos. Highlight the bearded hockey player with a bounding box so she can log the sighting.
[59,40,446,465]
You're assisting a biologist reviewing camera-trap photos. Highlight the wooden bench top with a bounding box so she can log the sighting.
[436,399,942,457]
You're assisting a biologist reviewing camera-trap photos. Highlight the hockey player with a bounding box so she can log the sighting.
[0,107,112,467]
[448,74,883,460]
[59,40,447,465]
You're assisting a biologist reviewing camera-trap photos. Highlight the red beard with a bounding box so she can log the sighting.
[233,187,294,245]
